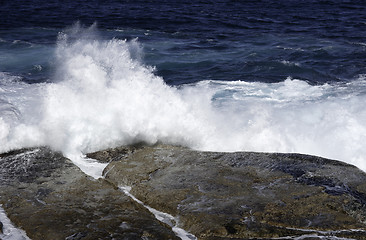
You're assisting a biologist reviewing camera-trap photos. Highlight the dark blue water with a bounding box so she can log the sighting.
[1,0,366,85]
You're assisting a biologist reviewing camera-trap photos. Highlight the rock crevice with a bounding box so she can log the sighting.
[1,144,366,239]
[0,147,179,240]
[95,144,366,239]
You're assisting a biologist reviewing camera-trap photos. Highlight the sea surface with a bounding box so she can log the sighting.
[1,0,366,171]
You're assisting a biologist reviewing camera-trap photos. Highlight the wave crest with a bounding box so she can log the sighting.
[1,25,366,172]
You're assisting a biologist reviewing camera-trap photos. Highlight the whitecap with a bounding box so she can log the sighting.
[1,25,366,172]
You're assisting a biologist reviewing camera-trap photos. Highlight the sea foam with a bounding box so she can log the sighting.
[1,25,366,171]
[0,25,213,159]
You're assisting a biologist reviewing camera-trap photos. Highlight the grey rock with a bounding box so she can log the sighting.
[3,144,366,240]
[65,232,88,240]
[0,147,179,240]
[93,144,366,239]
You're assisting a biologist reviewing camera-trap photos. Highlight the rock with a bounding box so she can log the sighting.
[65,232,88,240]
[0,220,3,234]
[3,144,366,239]
[0,147,179,240]
[94,144,366,239]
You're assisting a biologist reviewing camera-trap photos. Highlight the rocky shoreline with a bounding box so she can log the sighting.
[0,147,178,240]
[1,144,366,239]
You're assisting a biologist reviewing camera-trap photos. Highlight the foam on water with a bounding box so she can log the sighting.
[120,186,197,240]
[0,205,30,240]
[1,25,366,171]
[192,78,366,169]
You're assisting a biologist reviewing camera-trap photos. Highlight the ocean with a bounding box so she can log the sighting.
[1,0,366,171]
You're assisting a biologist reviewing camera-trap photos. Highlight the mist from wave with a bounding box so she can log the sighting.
[1,24,366,171]
[0,24,215,157]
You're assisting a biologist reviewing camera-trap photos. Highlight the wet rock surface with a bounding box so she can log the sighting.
[0,147,179,240]
[94,144,366,239]
[2,144,366,239]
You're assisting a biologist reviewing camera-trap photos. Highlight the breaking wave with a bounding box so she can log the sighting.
[1,25,366,171]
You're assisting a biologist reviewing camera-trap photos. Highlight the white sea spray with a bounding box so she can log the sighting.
[1,25,366,172]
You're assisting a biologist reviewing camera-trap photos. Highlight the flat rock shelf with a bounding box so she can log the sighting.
[1,144,366,239]
[0,147,178,240]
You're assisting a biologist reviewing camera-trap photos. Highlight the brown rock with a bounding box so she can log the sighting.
[94,144,366,239]
[0,147,179,240]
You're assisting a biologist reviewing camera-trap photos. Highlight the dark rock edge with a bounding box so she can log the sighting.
[1,144,366,239]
